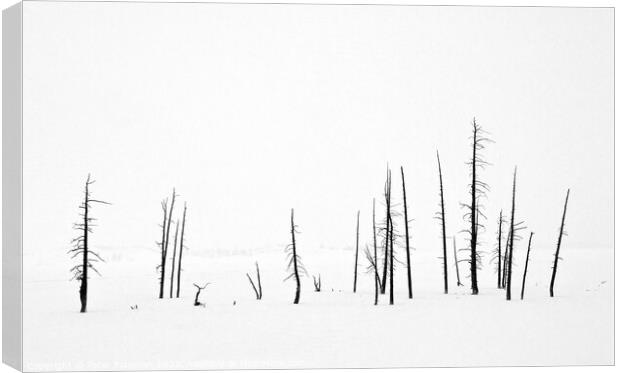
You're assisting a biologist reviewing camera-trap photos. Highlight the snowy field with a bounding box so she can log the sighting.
[23,244,613,371]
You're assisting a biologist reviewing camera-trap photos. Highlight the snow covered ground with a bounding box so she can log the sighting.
[22,244,613,371]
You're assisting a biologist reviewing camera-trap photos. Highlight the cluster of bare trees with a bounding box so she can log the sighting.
[157,189,188,299]
[68,118,573,312]
[345,118,572,304]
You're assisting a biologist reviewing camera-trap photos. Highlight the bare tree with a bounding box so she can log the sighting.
[364,245,379,305]
[169,220,179,298]
[493,210,505,289]
[462,118,491,295]
[401,166,413,299]
[313,274,322,292]
[158,189,176,299]
[353,210,360,293]
[388,211,395,305]
[285,209,306,304]
[157,199,168,298]
[501,224,510,289]
[193,282,210,306]
[372,198,382,291]
[436,152,448,294]
[246,262,263,300]
[380,168,392,294]
[550,189,570,298]
[452,236,463,286]
[520,232,534,300]
[69,174,110,313]
[506,168,517,301]
[176,203,187,298]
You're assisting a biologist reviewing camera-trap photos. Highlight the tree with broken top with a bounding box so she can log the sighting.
[157,188,176,299]
[452,236,463,287]
[435,152,448,294]
[520,232,534,300]
[69,174,110,313]
[193,282,210,306]
[313,274,322,292]
[550,189,570,298]
[246,262,263,300]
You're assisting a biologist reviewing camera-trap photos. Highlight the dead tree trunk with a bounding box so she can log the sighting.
[175,202,187,298]
[453,236,463,286]
[79,179,90,312]
[159,188,176,299]
[313,274,321,292]
[372,198,382,293]
[69,174,109,313]
[401,166,413,299]
[506,168,517,301]
[169,220,179,298]
[520,232,534,300]
[353,210,360,293]
[286,209,305,304]
[501,225,511,289]
[436,153,448,294]
[469,122,479,295]
[246,262,263,300]
[381,168,391,294]
[465,119,490,295]
[193,282,210,306]
[550,189,570,298]
[256,261,262,299]
[158,200,168,299]
[496,210,504,289]
[389,213,395,305]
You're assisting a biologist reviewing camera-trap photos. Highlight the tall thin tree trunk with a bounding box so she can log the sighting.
[176,203,187,298]
[470,125,479,295]
[502,225,511,289]
[550,189,570,298]
[158,200,168,299]
[353,210,360,293]
[159,189,176,299]
[401,166,413,299]
[436,153,448,294]
[520,232,534,300]
[169,220,179,298]
[388,214,395,305]
[506,168,517,301]
[79,180,89,313]
[291,209,301,304]
[256,262,262,299]
[496,210,503,289]
[453,236,463,286]
[381,168,391,294]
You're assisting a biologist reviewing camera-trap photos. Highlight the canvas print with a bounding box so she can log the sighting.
[6,1,614,371]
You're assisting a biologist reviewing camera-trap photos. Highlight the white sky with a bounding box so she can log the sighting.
[22,3,613,260]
